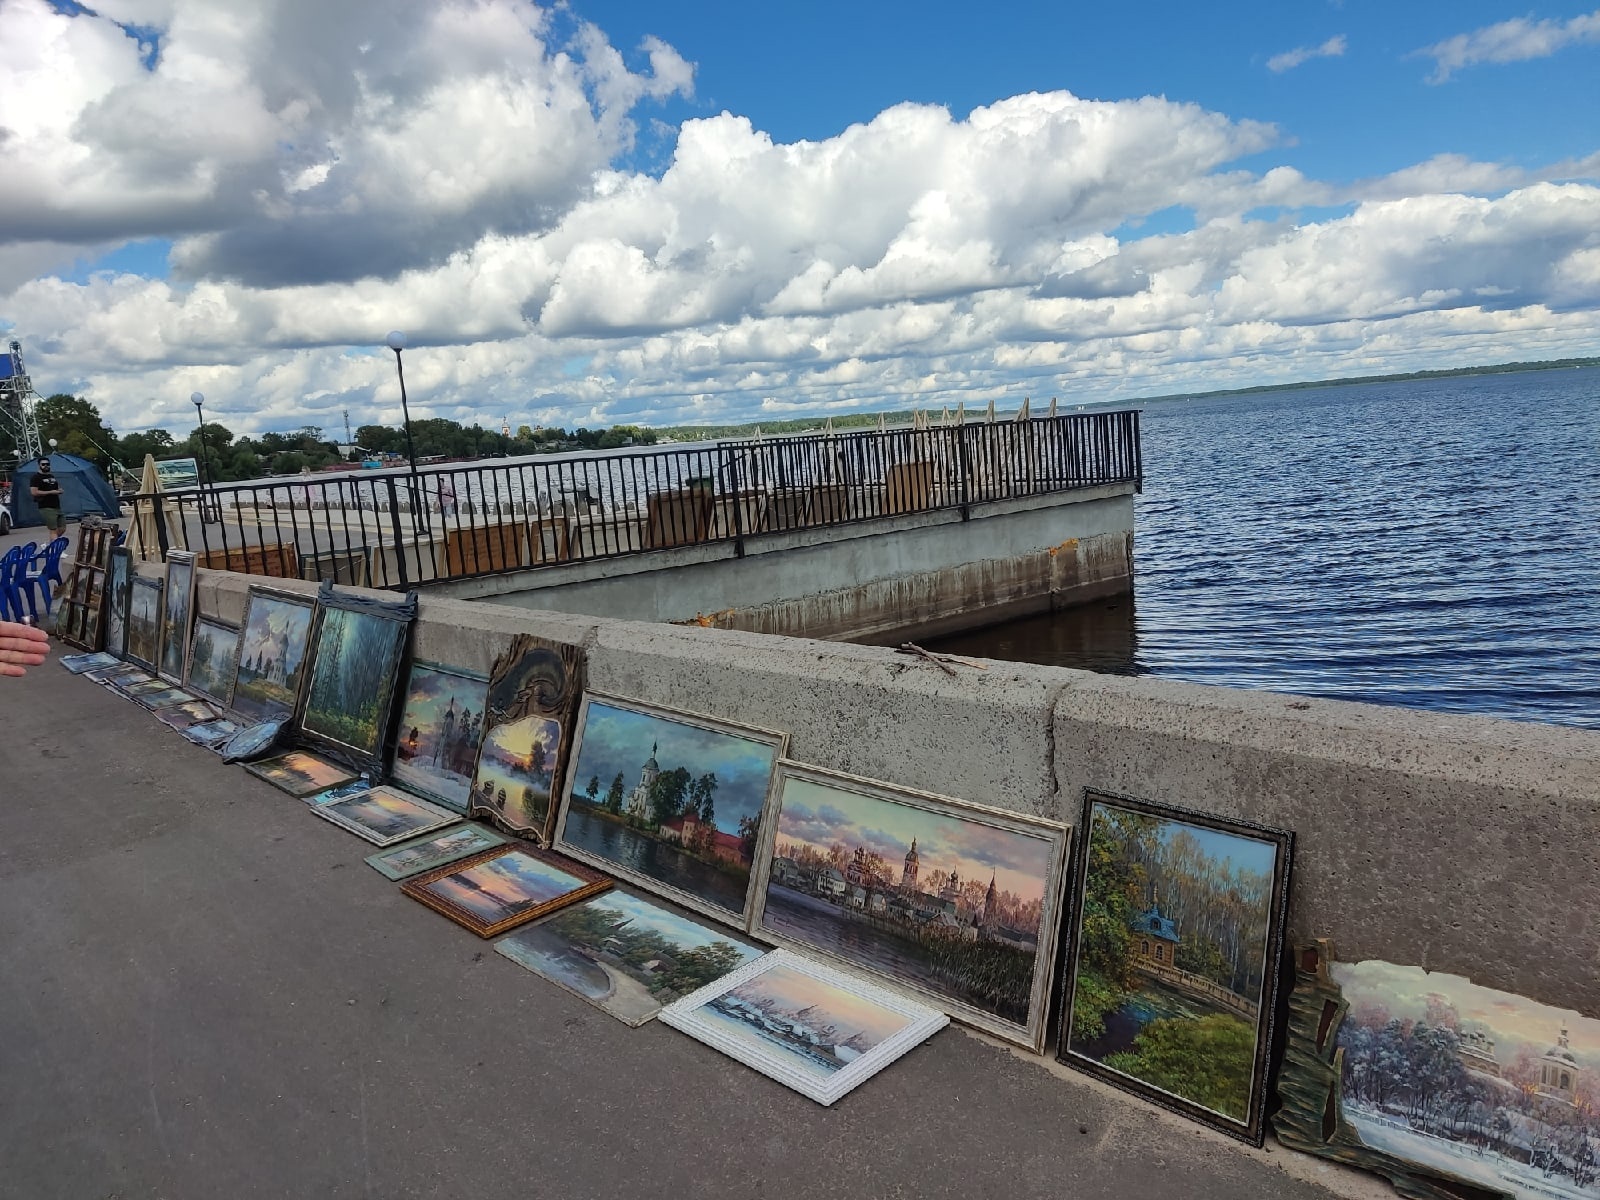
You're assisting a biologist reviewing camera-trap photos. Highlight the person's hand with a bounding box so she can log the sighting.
[0,621,49,677]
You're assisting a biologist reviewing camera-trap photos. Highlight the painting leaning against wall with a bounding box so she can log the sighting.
[391,661,490,813]
[125,578,163,670]
[230,589,314,722]
[1059,790,1292,1145]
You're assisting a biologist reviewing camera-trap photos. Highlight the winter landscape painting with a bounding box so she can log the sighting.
[555,696,786,925]
[1061,791,1291,1143]
[300,602,408,765]
[496,889,763,1025]
[230,589,313,721]
[1331,959,1600,1199]
[470,713,563,840]
[391,661,489,812]
[754,763,1068,1050]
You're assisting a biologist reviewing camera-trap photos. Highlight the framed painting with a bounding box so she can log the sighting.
[105,547,132,659]
[134,686,194,710]
[158,550,197,682]
[1058,789,1293,1146]
[229,586,315,722]
[60,651,120,674]
[87,662,146,686]
[553,693,787,928]
[364,823,511,881]
[296,583,416,773]
[181,718,240,750]
[309,785,461,847]
[243,749,358,798]
[390,660,490,813]
[749,762,1071,1052]
[471,633,582,839]
[118,675,170,698]
[1276,940,1600,1200]
[400,844,611,938]
[155,699,222,731]
[125,576,163,671]
[658,949,949,1106]
[497,888,765,1027]
[185,616,240,708]
[304,778,374,807]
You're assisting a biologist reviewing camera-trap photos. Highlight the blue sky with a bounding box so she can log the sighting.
[1,0,1596,437]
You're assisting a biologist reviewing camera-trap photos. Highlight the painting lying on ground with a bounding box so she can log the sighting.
[658,949,949,1106]
[298,588,413,770]
[230,588,314,722]
[60,651,120,674]
[1060,790,1292,1145]
[155,699,221,731]
[311,785,460,847]
[87,662,145,686]
[474,634,582,838]
[470,714,563,843]
[134,685,194,711]
[105,548,131,658]
[497,889,764,1026]
[125,577,162,671]
[185,617,240,708]
[752,763,1069,1051]
[400,845,611,937]
[243,750,357,798]
[365,823,510,881]
[554,694,787,927]
[391,660,489,813]
[119,675,171,698]
[180,718,240,750]
[158,551,197,682]
[1276,941,1600,1200]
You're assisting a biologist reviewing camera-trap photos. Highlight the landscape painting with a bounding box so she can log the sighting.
[105,548,131,658]
[365,824,510,881]
[658,949,949,1105]
[155,699,221,731]
[470,714,562,841]
[243,750,356,797]
[753,764,1069,1050]
[126,578,162,670]
[1061,791,1292,1144]
[391,661,489,812]
[311,785,460,847]
[496,889,764,1026]
[299,597,410,767]
[135,686,194,710]
[158,551,196,682]
[400,845,611,937]
[554,695,787,926]
[185,617,240,706]
[230,589,313,721]
[1323,956,1600,1199]
[180,718,239,749]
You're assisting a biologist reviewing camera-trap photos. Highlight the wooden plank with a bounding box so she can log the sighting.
[444,522,526,575]
[196,542,300,579]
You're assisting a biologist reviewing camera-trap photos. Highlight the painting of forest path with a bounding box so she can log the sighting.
[232,591,313,721]
[757,768,1065,1047]
[1331,959,1600,1199]
[556,697,785,924]
[302,606,407,758]
[1064,795,1289,1139]
[392,662,489,812]
[496,890,763,1025]
[186,617,239,705]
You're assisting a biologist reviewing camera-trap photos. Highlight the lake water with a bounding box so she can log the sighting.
[932,367,1600,729]
[561,808,750,916]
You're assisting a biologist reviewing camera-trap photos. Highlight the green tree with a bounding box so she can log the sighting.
[585,775,600,804]
[648,766,691,827]
[36,393,118,463]
[664,942,750,994]
[1069,809,1159,1042]
[118,428,176,465]
[273,451,306,475]
[1103,1014,1255,1121]
[604,771,626,814]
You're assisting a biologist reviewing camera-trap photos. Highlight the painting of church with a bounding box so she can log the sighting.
[1537,1025,1583,1104]
[1130,890,1181,970]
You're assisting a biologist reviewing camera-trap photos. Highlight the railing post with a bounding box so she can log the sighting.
[723,445,745,558]
[385,476,410,589]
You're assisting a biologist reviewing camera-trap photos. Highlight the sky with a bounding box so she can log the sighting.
[1,0,1597,439]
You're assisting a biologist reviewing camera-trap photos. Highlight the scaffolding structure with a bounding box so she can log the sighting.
[0,339,44,462]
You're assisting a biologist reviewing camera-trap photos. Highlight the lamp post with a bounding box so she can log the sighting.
[385,331,426,533]
[191,391,217,523]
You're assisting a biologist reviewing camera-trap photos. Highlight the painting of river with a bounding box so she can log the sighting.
[555,696,785,923]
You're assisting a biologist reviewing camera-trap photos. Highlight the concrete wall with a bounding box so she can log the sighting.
[194,566,1600,1019]
[427,484,1136,641]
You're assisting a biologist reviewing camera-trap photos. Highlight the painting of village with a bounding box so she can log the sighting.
[1065,797,1286,1129]
[497,890,763,1025]
[558,699,783,921]
[232,592,313,720]
[471,714,562,835]
[1332,959,1600,1198]
[759,769,1063,1042]
[392,662,489,811]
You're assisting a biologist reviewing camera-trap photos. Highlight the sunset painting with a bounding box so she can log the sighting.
[470,714,562,838]
[243,750,356,798]
[311,785,460,846]
[401,846,610,937]
[391,661,489,812]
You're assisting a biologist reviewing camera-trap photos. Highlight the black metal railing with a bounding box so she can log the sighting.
[124,410,1141,590]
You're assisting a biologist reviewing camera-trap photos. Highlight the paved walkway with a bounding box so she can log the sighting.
[0,654,1374,1200]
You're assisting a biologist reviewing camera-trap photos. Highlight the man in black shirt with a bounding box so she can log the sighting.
[30,457,64,536]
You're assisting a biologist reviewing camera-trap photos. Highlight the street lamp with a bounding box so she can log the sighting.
[191,391,217,523]
[385,331,426,533]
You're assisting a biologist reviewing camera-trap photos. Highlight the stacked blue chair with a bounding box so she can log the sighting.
[0,547,39,624]
[0,547,19,621]
[34,536,69,590]
[16,542,56,621]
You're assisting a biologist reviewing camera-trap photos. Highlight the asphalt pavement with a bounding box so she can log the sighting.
[0,650,1380,1200]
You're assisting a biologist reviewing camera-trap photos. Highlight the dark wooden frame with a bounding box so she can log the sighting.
[471,633,583,843]
[400,844,611,938]
[227,585,316,723]
[388,659,491,814]
[1057,788,1294,1146]
[105,547,133,659]
[157,550,197,683]
[124,576,164,672]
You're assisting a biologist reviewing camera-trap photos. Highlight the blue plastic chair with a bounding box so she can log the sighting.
[0,547,38,624]
[0,547,19,622]
[33,537,69,590]
[15,544,55,621]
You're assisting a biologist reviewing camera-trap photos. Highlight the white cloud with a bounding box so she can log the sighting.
[1267,35,1348,73]
[1,0,1599,438]
[1417,8,1600,83]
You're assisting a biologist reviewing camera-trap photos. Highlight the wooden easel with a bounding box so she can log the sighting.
[53,519,122,650]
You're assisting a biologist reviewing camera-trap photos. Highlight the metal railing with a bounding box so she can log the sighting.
[123,410,1141,591]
